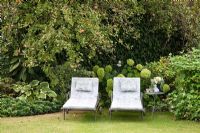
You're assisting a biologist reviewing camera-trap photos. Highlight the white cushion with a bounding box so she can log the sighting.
[63,98,97,110]
[120,79,137,92]
[110,97,143,111]
[75,80,92,92]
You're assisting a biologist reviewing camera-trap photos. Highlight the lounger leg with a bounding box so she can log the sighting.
[99,106,102,115]
[94,110,97,121]
[109,110,112,120]
[63,109,66,120]
[141,111,144,120]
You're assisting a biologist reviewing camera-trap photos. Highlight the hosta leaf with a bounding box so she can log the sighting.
[25,91,32,96]
[30,80,40,87]
[38,93,46,99]
[33,90,39,96]
[18,95,27,100]
[48,91,57,98]
[38,82,49,89]
[23,85,32,91]
[12,85,21,92]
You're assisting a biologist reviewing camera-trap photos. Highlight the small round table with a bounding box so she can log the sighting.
[145,92,164,116]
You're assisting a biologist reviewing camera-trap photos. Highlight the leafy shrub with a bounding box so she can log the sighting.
[1,0,112,68]
[101,0,200,64]
[12,80,57,101]
[0,97,62,117]
[93,59,150,106]
[0,77,16,97]
[168,87,200,121]
[43,62,94,102]
[1,0,200,84]
[145,49,200,116]
[167,48,200,121]
[147,57,176,87]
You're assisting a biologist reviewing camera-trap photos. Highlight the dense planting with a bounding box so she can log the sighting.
[1,1,200,81]
[0,0,200,121]
[92,59,150,106]
[0,97,62,117]
[167,49,200,121]
[147,48,200,121]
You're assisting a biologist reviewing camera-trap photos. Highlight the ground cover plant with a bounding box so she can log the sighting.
[0,97,62,117]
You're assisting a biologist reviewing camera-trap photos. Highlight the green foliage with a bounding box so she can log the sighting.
[162,84,170,93]
[127,59,135,66]
[43,62,94,102]
[105,65,113,73]
[1,0,112,84]
[117,74,125,77]
[147,57,176,87]
[106,79,113,97]
[97,68,105,80]
[1,0,111,67]
[92,58,148,107]
[1,0,200,83]
[144,94,169,112]
[0,97,62,117]
[101,0,200,64]
[0,77,16,98]
[167,48,200,121]
[136,64,143,71]
[145,48,200,116]
[12,80,57,101]
[140,69,151,79]
[9,56,27,81]
[93,65,99,73]
[1,0,200,119]
[170,49,200,71]
[127,73,134,77]
[106,79,113,89]
[168,87,200,121]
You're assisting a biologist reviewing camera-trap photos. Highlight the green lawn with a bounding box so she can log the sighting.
[0,111,199,133]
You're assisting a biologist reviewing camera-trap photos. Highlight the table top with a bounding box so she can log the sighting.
[145,92,164,95]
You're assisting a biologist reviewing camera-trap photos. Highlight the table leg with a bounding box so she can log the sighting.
[152,95,156,117]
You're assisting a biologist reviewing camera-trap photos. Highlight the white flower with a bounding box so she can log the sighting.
[117,60,122,67]
[151,77,164,85]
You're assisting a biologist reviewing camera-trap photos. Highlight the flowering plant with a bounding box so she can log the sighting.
[151,76,164,85]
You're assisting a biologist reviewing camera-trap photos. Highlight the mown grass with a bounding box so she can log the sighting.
[0,111,199,133]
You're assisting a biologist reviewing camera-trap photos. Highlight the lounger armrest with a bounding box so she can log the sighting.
[111,92,113,102]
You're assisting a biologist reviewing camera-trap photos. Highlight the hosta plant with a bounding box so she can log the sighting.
[12,80,57,101]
